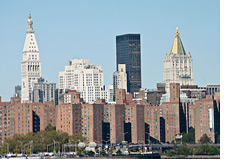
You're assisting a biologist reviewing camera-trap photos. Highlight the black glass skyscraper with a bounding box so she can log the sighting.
[116,34,141,94]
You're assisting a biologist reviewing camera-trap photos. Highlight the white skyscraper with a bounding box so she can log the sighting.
[163,27,193,87]
[113,64,127,100]
[21,12,41,102]
[161,27,194,104]
[59,59,109,103]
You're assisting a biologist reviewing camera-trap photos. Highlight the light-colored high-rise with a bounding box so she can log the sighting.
[59,59,109,103]
[113,64,127,100]
[32,77,56,103]
[163,27,193,87]
[21,12,41,102]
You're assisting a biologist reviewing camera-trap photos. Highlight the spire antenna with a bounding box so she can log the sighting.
[27,11,33,32]
[176,27,179,36]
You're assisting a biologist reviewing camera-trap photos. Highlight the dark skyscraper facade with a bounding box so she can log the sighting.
[116,34,141,94]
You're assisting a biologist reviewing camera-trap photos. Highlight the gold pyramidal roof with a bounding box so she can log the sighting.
[170,27,186,55]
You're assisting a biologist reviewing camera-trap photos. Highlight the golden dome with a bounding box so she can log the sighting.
[27,11,33,24]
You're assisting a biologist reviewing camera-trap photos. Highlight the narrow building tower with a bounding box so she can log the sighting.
[163,27,193,87]
[21,12,41,102]
[113,64,127,101]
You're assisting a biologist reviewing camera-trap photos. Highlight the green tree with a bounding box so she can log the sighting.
[13,145,20,156]
[0,145,7,156]
[69,135,87,145]
[86,150,95,156]
[25,146,31,155]
[182,127,195,143]
[116,149,122,155]
[45,124,56,131]
[199,134,212,144]
[2,126,86,153]
[166,149,176,157]
[77,147,85,155]
[165,144,220,157]
[100,150,106,155]
[178,144,192,156]
[207,146,219,155]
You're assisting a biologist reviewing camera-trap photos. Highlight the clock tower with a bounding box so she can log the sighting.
[21,12,41,102]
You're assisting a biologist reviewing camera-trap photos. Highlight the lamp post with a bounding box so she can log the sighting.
[56,141,60,154]
[53,140,56,153]
[62,144,64,154]
[76,140,81,154]
[47,143,53,153]
[30,140,33,154]
[24,141,32,155]
[17,140,24,154]
[71,140,78,152]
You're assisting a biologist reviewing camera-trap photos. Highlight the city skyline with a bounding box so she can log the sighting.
[0,0,220,101]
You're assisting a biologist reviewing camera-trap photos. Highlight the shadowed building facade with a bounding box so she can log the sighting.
[124,104,145,143]
[103,104,125,144]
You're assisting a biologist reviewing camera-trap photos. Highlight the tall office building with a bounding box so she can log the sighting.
[116,34,141,94]
[113,64,127,101]
[14,85,21,98]
[59,59,109,103]
[163,27,193,87]
[32,77,57,103]
[107,85,114,102]
[21,12,41,102]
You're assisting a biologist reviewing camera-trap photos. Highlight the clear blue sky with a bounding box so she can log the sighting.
[0,0,220,101]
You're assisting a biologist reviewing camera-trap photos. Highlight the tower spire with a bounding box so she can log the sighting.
[27,11,33,32]
[176,27,179,36]
[169,27,186,55]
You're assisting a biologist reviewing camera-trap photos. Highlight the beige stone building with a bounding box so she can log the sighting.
[163,27,193,87]
[113,64,127,100]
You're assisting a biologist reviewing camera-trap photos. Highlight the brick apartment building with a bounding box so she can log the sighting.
[194,93,220,143]
[144,103,161,143]
[0,83,220,144]
[157,83,187,143]
[0,97,57,141]
[103,104,125,144]
[44,101,56,128]
[56,91,104,143]
[124,104,145,143]
[0,97,17,141]
[56,103,82,136]
[14,102,45,135]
